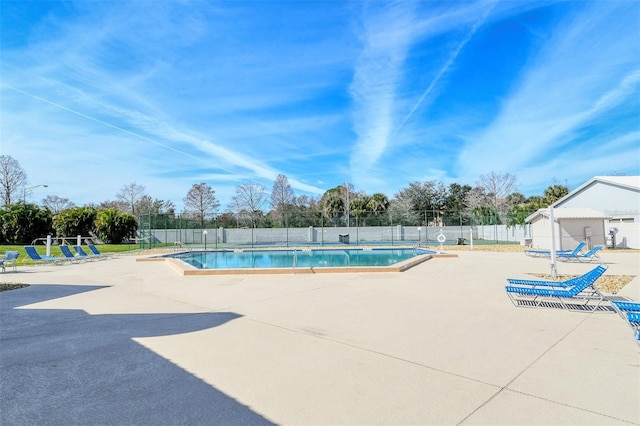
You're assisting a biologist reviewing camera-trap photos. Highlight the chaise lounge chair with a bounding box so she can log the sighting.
[627,312,640,343]
[23,246,64,265]
[556,245,603,263]
[524,241,585,258]
[73,245,97,261]
[87,244,113,259]
[59,245,84,263]
[507,264,607,288]
[505,264,607,311]
[612,300,640,318]
[1,251,20,272]
[612,301,640,344]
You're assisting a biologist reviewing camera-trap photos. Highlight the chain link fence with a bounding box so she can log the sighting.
[137,211,532,249]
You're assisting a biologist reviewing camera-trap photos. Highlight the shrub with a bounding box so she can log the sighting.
[0,203,53,244]
[53,206,97,237]
[94,209,137,243]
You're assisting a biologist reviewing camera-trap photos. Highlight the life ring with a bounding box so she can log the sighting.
[437,233,446,243]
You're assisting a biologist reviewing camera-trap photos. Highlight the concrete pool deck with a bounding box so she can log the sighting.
[1,250,639,425]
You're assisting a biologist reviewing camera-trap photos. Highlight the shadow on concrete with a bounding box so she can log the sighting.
[1,284,274,425]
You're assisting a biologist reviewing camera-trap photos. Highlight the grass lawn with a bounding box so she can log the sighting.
[0,243,145,265]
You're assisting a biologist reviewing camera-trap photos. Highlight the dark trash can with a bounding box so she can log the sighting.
[339,234,349,244]
[456,238,465,245]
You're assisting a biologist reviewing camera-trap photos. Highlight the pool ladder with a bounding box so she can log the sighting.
[413,240,428,254]
[173,241,193,253]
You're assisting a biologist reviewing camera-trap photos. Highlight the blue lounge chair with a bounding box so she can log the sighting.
[612,301,640,344]
[1,251,20,272]
[557,245,603,263]
[505,265,607,311]
[59,245,83,263]
[524,241,585,258]
[612,300,640,318]
[627,312,640,342]
[87,244,113,259]
[507,265,607,288]
[23,246,63,265]
[73,245,97,261]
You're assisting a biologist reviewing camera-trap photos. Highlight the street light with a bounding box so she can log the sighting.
[23,184,48,202]
[203,230,208,250]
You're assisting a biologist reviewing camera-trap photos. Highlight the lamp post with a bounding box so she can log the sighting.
[418,227,422,245]
[23,184,48,202]
[203,230,208,250]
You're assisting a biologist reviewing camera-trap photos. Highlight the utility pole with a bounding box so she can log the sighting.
[344,182,350,227]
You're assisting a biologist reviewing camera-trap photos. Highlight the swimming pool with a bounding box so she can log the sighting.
[148,248,438,275]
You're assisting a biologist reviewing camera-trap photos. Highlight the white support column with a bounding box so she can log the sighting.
[549,207,558,279]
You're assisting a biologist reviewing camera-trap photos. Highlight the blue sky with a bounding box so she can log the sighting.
[1,0,638,211]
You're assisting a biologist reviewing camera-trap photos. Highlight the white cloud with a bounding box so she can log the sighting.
[456,2,640,186]
[349,2,418,185]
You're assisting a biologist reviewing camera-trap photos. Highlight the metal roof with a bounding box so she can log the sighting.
[525,207,612,223]
[552,176,640,208]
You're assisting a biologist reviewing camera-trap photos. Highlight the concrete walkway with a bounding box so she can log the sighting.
[1,250,639,425]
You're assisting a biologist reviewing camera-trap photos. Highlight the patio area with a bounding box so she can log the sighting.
[1,250,639,425]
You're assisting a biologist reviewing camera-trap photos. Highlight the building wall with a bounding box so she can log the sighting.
[530,217,550,249]
[557,218,607,249]
[530,217,606,250]
[553,180,640,248]
[606,222,640,249]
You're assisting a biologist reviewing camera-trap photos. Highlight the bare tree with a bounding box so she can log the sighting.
[463,186,490,217]
[116,182,146,215]
[230,182,268,227]
[99,199,128,212]
[388,194,416,224]
[42,195,75,214]
[136,195,176,216]
[184,182,219,223]
[476,171,518,219]
[270,174,295,226]
[0,155,28,206]
[464,186,486,206]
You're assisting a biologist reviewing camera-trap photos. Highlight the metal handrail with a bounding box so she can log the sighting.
[292,250,297,274]
[30,236,98,246]
[173,241,193,253]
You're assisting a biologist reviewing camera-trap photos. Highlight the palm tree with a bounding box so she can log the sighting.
[366,193,389,215]
[323,193,344,224]
[543,184,569,205]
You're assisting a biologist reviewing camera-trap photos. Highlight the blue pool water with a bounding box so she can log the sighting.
[166,248,434,270]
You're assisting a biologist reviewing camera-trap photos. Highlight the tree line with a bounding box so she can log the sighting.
[0,155,569,243]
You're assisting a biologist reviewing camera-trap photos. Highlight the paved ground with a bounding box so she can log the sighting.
[1,250,639,425]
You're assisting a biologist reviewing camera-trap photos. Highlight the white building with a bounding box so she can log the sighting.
[527,176,640,249]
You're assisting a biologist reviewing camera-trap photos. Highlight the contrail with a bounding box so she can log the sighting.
[2,83,328,194]
[1,83,202,161]
[393,2,495,135]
